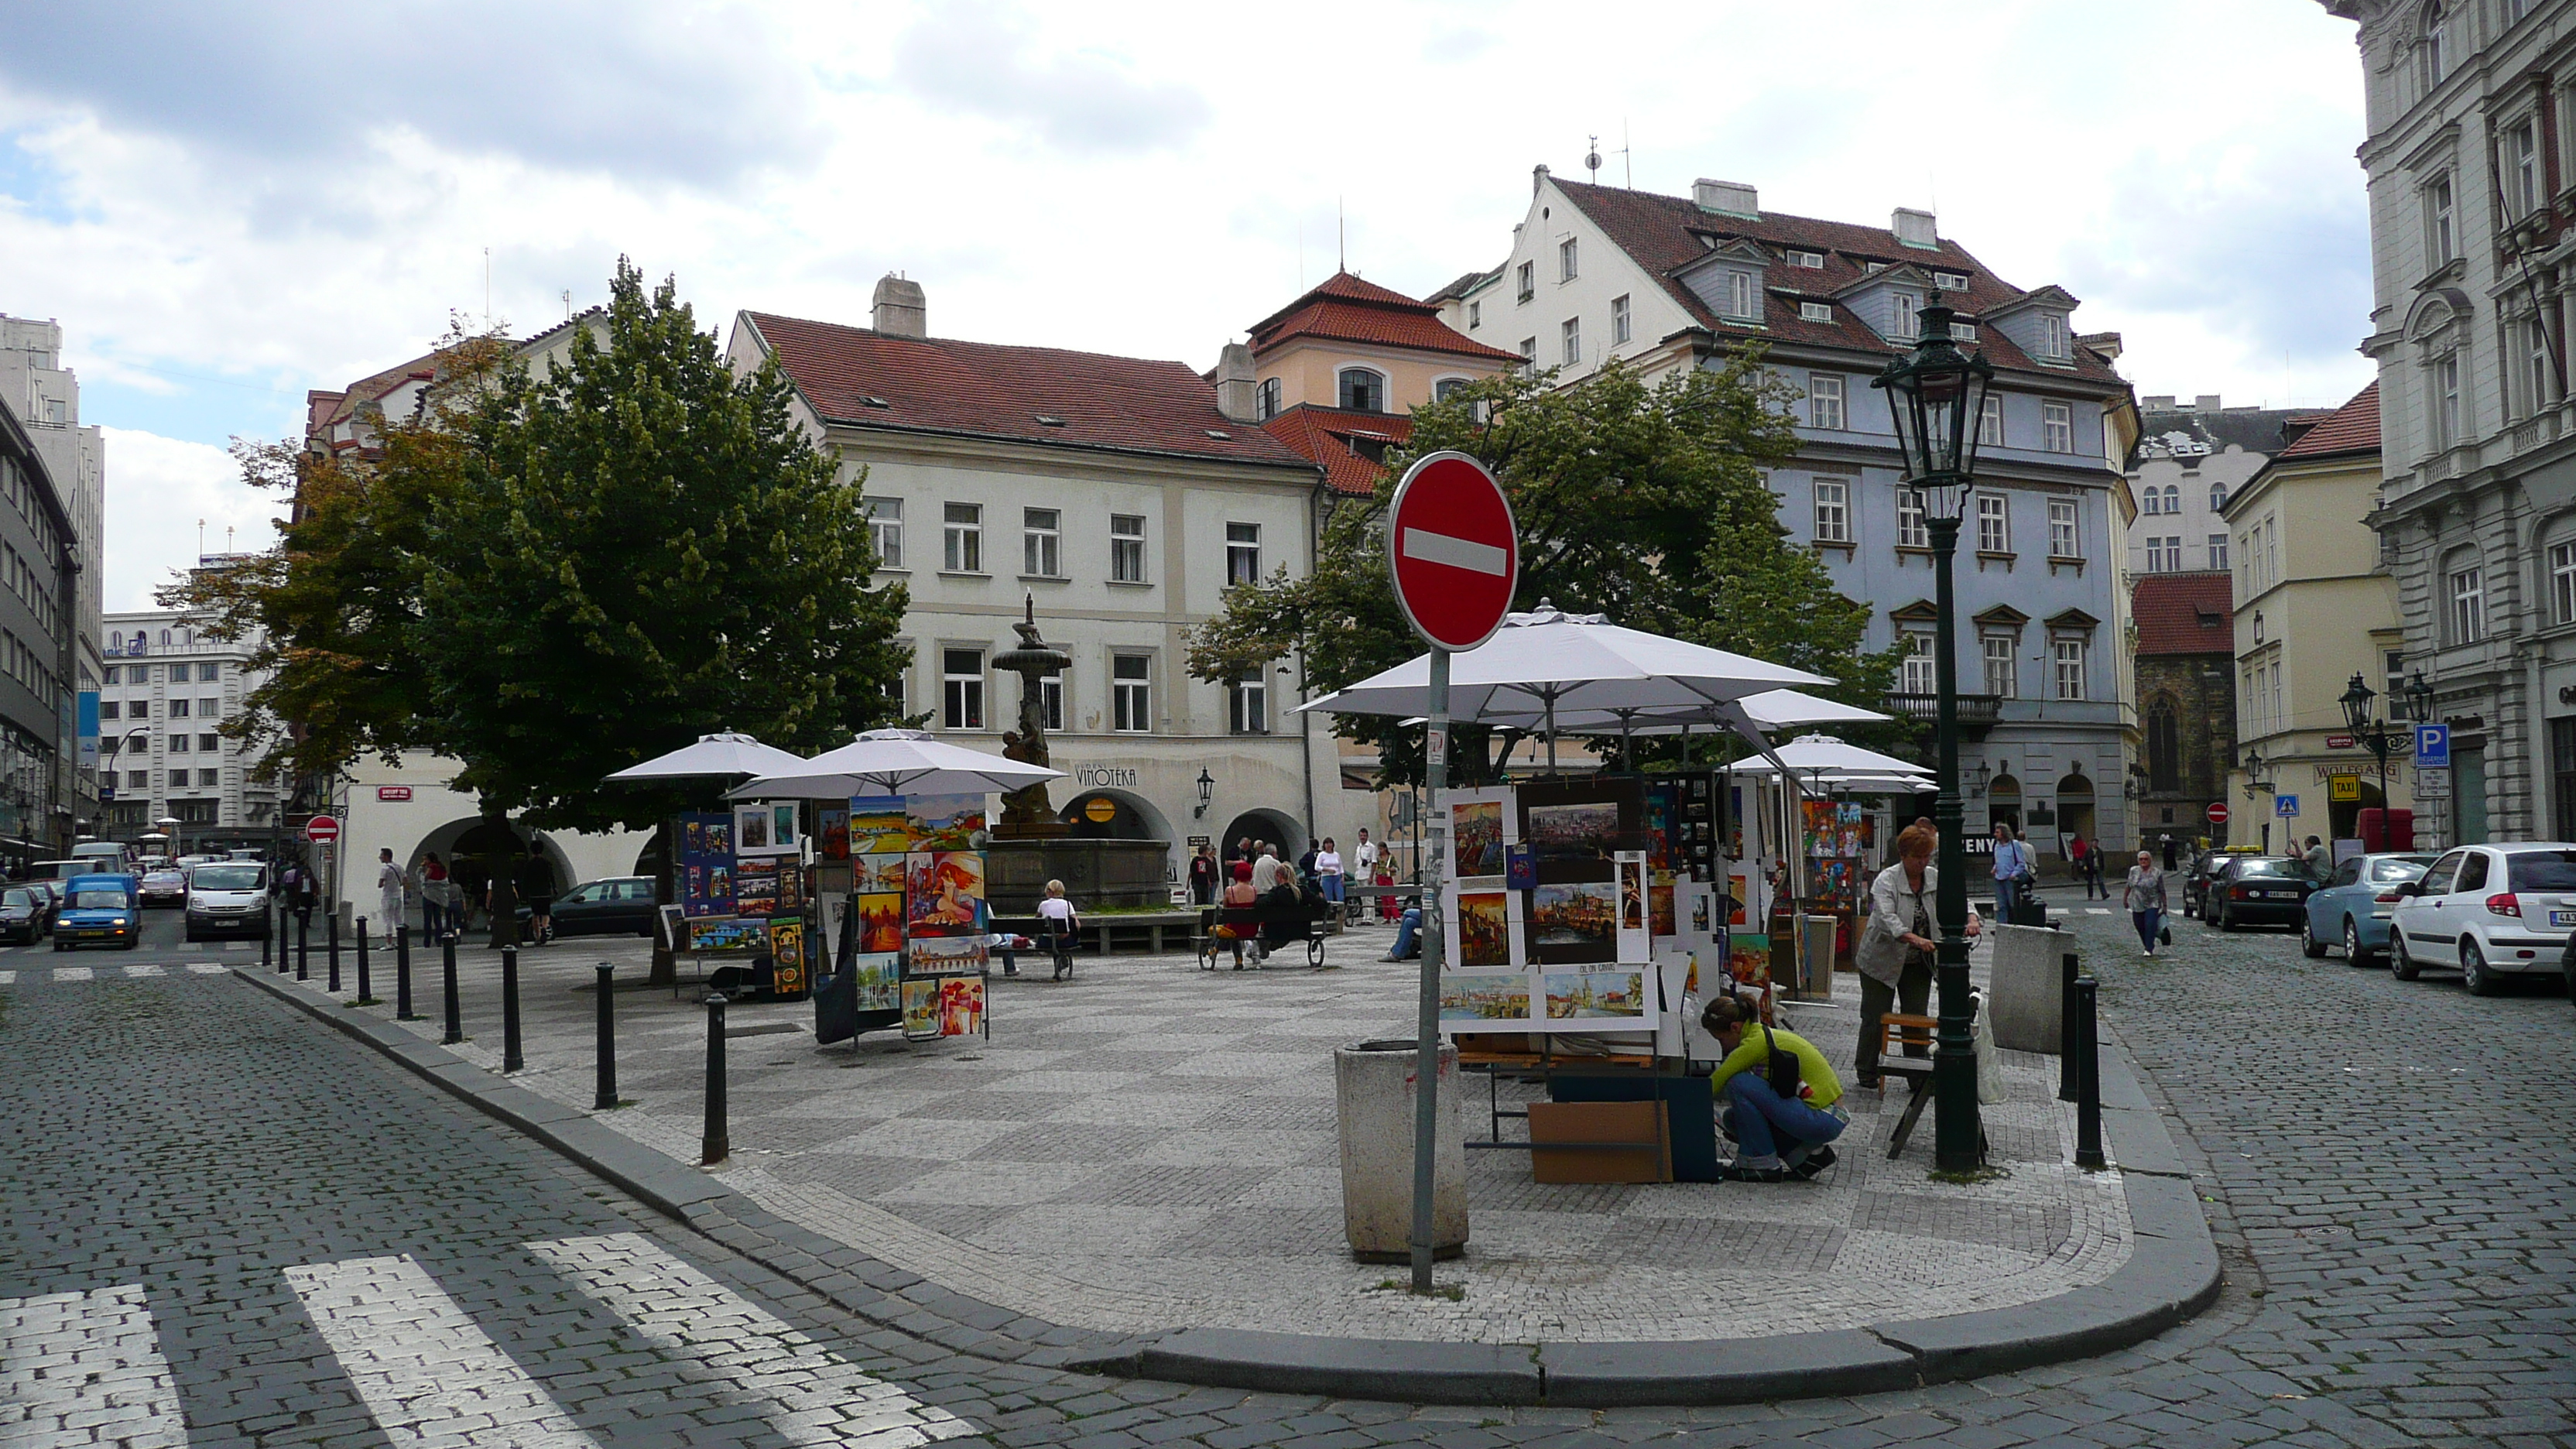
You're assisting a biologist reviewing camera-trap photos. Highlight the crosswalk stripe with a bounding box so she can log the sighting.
[2086,907,2112,915]
[124,963,165,978]
[0,970,13,985]
[283,1254,600,1447]
[529,1233,971,1447]
[0,1283,188,1449]
[187,962,226,975]
[51,967,90,982]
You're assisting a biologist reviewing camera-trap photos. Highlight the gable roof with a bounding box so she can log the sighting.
[1547,177,2126,385]
[1260,403,1412,498]
[1245,271,1520,364]
[2276,381,2381,461]
[742,312,1314,471]
[2131,571,2237,656]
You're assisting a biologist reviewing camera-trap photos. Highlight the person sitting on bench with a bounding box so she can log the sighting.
[1212,862,1259,969]
[1035,879,1078,981]
[1703,994,1846,1182]
[1383,906,1422,961]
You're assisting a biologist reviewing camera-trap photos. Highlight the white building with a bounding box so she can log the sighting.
[0,314,104,838]
[97,607,276,847]
[2126,396,2316,577]
[726,277,1359,878]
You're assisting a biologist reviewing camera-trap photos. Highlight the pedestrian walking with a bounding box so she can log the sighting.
[2160,832,2178,872]
[2126,851,2171,957]
[375,848,406,946]
[417,852,449,941]
[1990,824,2036,920]
[1187,844,1218,906]
[515,848,556,944]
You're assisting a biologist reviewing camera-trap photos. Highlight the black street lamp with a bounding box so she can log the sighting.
[2399,670,2436,726]
[2340,673,2401,848]
[1193,767,1215,820]
[1872,293,1996,1175]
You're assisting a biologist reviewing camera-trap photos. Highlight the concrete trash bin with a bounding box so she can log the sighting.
[1334,1039,1468,1261]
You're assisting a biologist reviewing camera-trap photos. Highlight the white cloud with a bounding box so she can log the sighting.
[98,428,284,611]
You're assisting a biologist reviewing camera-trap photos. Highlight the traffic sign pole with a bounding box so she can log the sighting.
[1410,647,1449,1294]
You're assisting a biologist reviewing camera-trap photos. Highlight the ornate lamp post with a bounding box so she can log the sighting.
[1193,768,1215,820]
[1872,293,1996,1174]
[2340,673,2400,847]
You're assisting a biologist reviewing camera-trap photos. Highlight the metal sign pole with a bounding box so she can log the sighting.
[1409,645,1451,1293]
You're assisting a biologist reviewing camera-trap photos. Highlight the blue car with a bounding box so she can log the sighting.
[52,872,142,951]
[2300,852,2437,965]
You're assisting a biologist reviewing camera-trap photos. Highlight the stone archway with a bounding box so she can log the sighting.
[1217,807,1305,865]
[409,817,579,903]
[1059,787,1175,846]
[2055,769,2097,855]
[1986,772,2023,834]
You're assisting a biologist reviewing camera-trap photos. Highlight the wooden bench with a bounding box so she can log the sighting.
[1194,903,1328,970]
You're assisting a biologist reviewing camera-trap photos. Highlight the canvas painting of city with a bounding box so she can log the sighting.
[1451,800,1506,878]
[1525,800,1620,865]
[856,892,906,953]
[1543,970,1648,1021]
[1455,891,1512,968]
[1439,973,1531,1023]
[1528,881,1617,962]
[848,797,914,855]
[848,951,900,1012]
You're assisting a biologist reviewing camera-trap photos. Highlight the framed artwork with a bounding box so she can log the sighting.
[906,851,985,931]
[1516,776,1643,885]
[906,932,988,976]
[769,916,807,996]
[849,796,915,855]
[900,978,942,1039]
[687,916,768,954]
[906,793,987,851]
[1443,887,1525,971]
[934,975,986,1036]
[818,807,851,861]
[855,892,907,953]
[1541,968,1652,1023]
[771,803,800,855]
[855,852,907,892]
[733,803,773,855]
[732,856,781,917]
[848,951,901,1012]
[1526,880,1618,964]
[1439,971,1533,1026]
[1615,851,1653,961]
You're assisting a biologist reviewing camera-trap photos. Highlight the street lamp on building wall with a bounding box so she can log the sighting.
[1193,767,1215,820]
[1872,292,1996,1176]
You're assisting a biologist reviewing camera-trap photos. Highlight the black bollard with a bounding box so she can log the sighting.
[355,919,373,1003]
[2072,976,2105,1169]
[296,911,310,981]
[440,934,462,1045]
[262,899,274,971]
[593,962,618,1111]
[327,909,341,992]
[700,992,729,1166]
[2058,951,2081,1103]
[395,922,417,1019]
[501,945,524,1073]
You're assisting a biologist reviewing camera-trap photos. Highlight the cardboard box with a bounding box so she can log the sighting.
[1527,1100,1671,1184]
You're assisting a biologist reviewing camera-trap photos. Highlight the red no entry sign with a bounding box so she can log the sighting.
[305,814,341,844]
[1386,450,1517,652]
[2205,802,2230,826]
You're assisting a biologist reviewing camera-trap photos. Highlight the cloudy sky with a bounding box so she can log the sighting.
[2,1,2373,611]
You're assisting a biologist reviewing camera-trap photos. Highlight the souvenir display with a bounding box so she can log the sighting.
[814,792,994,1045]
[677,811,735,918]
[1428,777,1660,1033]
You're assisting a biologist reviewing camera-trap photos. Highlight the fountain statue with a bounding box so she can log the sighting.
[992,594,1071,838]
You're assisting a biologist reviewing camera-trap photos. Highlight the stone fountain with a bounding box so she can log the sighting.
[985,598,1170,910]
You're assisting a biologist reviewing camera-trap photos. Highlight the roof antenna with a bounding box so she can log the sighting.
[562,289,573,320]
[1338,197,1346,274]
[1585,135,1601,185]
[483,246,492,325]
[196,519,204,558]
[1622,118,1632,188]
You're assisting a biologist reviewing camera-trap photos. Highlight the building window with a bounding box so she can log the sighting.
[1225,522,1262,586]
[1976,493,2010,554]
[2428,173,2455,265]
[100,699,118,721]
[2434,352,2461,448]
[2525,317,2554,419]
[1023,508,1061,577]
[1611,293,1631,344]
[943,502,983,573]
[1434,377,1468,402]
[865,497,902,569]
[2420,1,2448,89]
[941,649,985,730]
[2041,313,2070,359]
[1812,479,1851,543]
[1899,631,1936,694]
[2252,611,2266,645]
[1467,300,1482,330]
[2208,533,2229,570]
[1979,393,2003,448]
[169,733,190,754]
[2048,498,2078,558]
[1789,250,1824,269]
[2144,700,2182,793]
[102,665,118,685]
[1228,670,1269,735]
[197,768,219,788]
[1891,291,1919,339]
[1896,488,1929,549]
[1982,634,2016,697]
[2553,541,2576,623]
[2450,564,2485,643]
[1800,301,1833,323]
[1519,337,1538,372]
[1560,317,1581,367]
[2141,487,2160,518]
[1112,653,1151,732]
[2146,536,2170,573]
[2209,483,2228,511]
[1726,271,1756,320]
[169,697,189,718]
[1559,237,1578,281]
[1038,673,1064,732]
[2053,638,2088,701]
[1516,261,1535,302]
[1257,377,1280,420]
[2507,119,2540,219]
[197,737,218,755]
[2041,400,2074,453]
[1808,372,1844,430]
[126,770,147,790]
[1337,368,1386,413]
[1110,513,1147,584]
[2160,484,2180,514]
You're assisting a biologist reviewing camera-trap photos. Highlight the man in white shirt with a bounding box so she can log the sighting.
[1354,830,1380,878]
[1250,846,1283,894]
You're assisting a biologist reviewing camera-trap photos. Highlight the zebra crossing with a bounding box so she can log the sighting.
[0,964,230,985]
[1,1232,971,1448]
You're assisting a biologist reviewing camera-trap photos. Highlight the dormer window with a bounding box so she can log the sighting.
[1950,320,1978,342]
[1726,271,1758,320]
[1800,301,1833,323]
[1891,292,1920,340]
[1933,271,1971,293]
[1787,250,1824,269]
[1257,378,1280,421]
[2040,313,2070,360]
[1338,367,1386,413]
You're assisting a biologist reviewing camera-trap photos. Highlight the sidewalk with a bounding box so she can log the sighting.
[237,920,2217,1403]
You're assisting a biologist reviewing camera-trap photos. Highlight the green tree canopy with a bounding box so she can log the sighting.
[1189,356,1902,785]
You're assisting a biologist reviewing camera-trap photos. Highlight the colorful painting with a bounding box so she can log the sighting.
[772,804,800,854]
[1529,881,1617,953]
[769,916,807,996]
[1690,889,1711,936]
[688,916,768,954]
[1456,891,1512,968]
[849,797,915,855]
[900,977,941,1036]
[1451,800,1505,878]
[1543,970,1648,1020]
[735,802,774,855]
[774,862,804,911]
[856,852,907,892]
[733,856,781,917]
[1728,871,1752,927]
[1440,973,1531,1022]
[906,851,985,930]
[1619,867,1646,932]
[906,793,987,851]
[1649,872,1676,939]
[936,975,985,1036]
[906,931,988,975]
[678,811,735,918]
[856,892,907,952]
[818,807,850,861]
[1526,800,1622,864]
[1728,931,1773,987]
[848,951,900,1012]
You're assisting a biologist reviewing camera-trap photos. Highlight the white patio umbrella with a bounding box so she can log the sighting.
[604,729,812,783]
[727,728,1063,801]
[1721,733,1931,782]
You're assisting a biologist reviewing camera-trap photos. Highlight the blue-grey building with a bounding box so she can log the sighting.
[1434,168,2142,859]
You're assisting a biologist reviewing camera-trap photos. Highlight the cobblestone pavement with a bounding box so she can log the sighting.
[284,922,2122,1344]
[2,892,2568,1446]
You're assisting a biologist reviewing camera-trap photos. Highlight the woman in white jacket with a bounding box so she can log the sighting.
[1852,821,1980,1088]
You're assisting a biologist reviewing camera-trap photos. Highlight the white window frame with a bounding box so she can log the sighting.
[2435,352,2463,449]
[941,648,985,731]
[1933,270,1971,292]
[2552,540,2576,624]
[1516,261,1535,302]
[1899,631,1936,694]
[1726,271,1756,320]
[1807,372,1845,430]
[1896,488,1929,549]
[2428,173,2456,265]
[1891,291,1920,340]
[1800,301,1833,323]
[1812,478,1852,544]
[1559,237,1578,282]
[1561,317,1581,367]
[1976,492,2011,554]
[1111,653,1153,733]
[1039,672,1064,732]
[2041,400,2074,454]
[943,502,984,574]
[1228,669,1270,735]
[1022,507,1061,578]
[1109,513,1147,584]
[2526,316,2554,420]
[1520,337,1538,372]
[865,498,903,568]
[2041,312,2070,359]
[1225,522,1262,587]
[2451,564,2486,643]
[2208,533,2229,570]
[1982,632,2017,698]
[2146,536,2169,573]
[1467,300,1482,330]
[1978,393,2003,448]
[1788,250,1824,269]
[1611,293,1632,345]
[2048,498,2079,559]
[2053,637,2089,701]
[2508,118,2540,219]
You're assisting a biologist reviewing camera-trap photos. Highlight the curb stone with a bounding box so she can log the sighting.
[233,964,2220,1406]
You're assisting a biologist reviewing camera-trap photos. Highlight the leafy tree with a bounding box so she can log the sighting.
[1190,356,1903,785]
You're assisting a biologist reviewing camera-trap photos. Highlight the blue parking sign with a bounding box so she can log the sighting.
[2415,723,2451,768]
[2274,793,2299,818]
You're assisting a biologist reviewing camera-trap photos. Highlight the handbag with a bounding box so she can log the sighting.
[1759,1021,1804,1098]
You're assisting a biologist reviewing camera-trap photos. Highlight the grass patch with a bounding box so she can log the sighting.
[1369,1278,1465,1301]
[1926,1164,2012,1186]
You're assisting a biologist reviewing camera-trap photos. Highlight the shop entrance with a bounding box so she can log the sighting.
[1217,808,1305,865]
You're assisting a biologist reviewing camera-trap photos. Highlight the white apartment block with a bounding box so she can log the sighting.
[97,609,276,842]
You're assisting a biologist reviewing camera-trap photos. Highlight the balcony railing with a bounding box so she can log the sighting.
[1884,693,2003,731]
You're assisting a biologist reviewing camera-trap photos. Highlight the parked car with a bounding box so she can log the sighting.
[2389,842,2576,995]
[2180,848,2238,918]
[53,874,142,951]
[22,879,61,931]
[27,858,92,884]
[540,877,659,938]
[2204,855,2317,931]
[183,862,270,942]
[2300,852,2437,964]
[139,868,188,908]
[0,886,48,944]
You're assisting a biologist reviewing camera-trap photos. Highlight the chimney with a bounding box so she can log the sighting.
[2142,396,2177,413]
[1213,342,1259,424]
[2194,394,2222,413]
[1533,163,1551,195]
[1693,179,1759,217]
[1891,207,1938,248]
[871,274,926,338]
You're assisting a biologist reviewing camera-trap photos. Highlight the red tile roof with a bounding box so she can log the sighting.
[1259,404,1413,497]
[2131,571,2237,656]
[2276,381,2380,461]
[742,313,1315,471]
[1246,271,1520,363]
[1548,179,2126,385]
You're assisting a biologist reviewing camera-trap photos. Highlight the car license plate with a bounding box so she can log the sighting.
[2550,909,2576,928]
